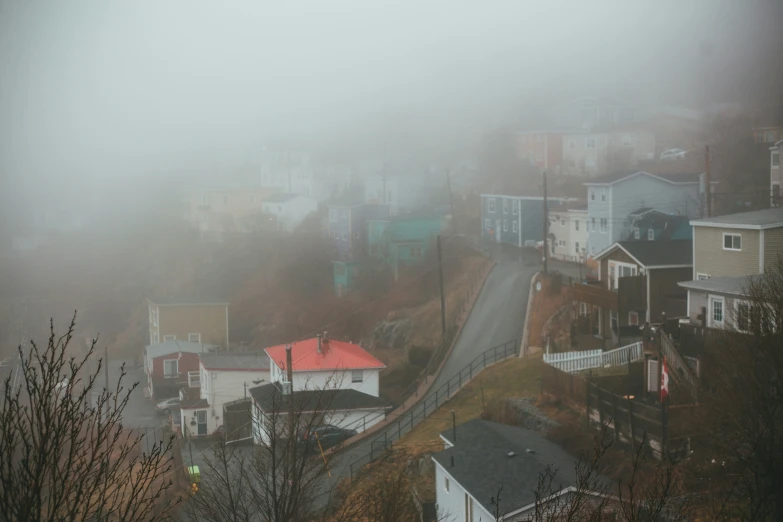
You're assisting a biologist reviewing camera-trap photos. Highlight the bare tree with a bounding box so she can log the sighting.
[700,258,783,521]
[0,315,181,522]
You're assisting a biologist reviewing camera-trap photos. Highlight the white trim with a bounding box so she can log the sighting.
[431,460,490,522]
[646,273,651,322]
[708,295,726,328]
[583,170,706,187]
[691,221,783,231]
[692,233,696,280]
[760,229,765,272]
[188,333,201,343]
[722,232,742,251]
[163,335,176,341]
[696,273,710,280]
[645,264,693,269]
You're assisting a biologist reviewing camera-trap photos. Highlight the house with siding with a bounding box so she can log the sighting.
[579,240,692,344]
[548,203,589,263]
[327,201,390,260]
[432,420,612,522]
[678,207,783,331]
[480,195,576,248]
[250,335,388,444]
[561,129,656,177]
[584,171,713,258]
[368,213,446,279]
[143,340,218,400]
[147,298,229,349]
[770,139,781,207]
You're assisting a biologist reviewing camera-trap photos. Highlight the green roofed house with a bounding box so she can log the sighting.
[368,213,446,279]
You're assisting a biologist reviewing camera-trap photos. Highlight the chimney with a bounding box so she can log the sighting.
[322,331,329,352]
[316,333,322,354]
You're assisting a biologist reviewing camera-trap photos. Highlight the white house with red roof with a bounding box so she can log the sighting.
[249,334,389,445]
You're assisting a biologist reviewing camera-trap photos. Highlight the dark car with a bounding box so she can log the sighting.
[298,425,357,452]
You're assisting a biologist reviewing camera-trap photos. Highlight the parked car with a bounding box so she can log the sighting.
[156,397,180,415]
[298,425,357,451]
[660,148,687,160]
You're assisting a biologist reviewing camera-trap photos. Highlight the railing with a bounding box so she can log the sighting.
[348,339,518,482]
[660,333,698,400]
[543,342,644,373]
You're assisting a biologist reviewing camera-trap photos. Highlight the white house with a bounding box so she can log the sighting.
[548,203,589,263]
[260,193,318,233]
[179,353,269,438]
[432,420,609,521]
[249,335,388,445]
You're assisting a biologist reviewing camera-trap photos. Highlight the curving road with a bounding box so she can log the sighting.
[315,244,583,504]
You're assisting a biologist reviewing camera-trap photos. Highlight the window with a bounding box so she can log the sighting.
[575,241,580,253]
[503,220,508,232]
[351,370,363,383]
[723,233,742,251]
[163,335,176,341]
[163,359,178,377]
[202,367,210,392]
[590,190,595,201]
[334,264,346,276]
[601,189,606,202]
[591,217,596,231]
[634,227,640,239]
[561,218,565,226]
[411,246,423,258]
[488,198,496,213]
[773,184,781,205]
[484,218,490,229]
[513,221,518,233]
[512,200,518,215]
[586,137,596,149]
[710,296,725,326]
[600,218,608,233]
[773,150,780,168]
[503,199,508,214]
[697,273,710,280]
[629,311,639,326]
[736,301,751,332]
[647,229,654,241]
[188,333,201,343]
[579,302,588,316]
[574,220,579,231]
[444,476,450,493]
[149,307,158,327]
[610,310,619,332]
[188,371,200,388]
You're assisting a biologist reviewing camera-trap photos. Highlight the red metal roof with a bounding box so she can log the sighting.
[265,338,385,372]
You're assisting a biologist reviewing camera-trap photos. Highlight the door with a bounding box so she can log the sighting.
[708,296,725,328]
[495,220,501,243]
[196,410,208,436]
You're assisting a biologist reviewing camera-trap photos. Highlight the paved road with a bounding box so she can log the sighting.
[313,244,583,505]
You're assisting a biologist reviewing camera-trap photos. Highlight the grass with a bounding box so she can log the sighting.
[400,356,545,448]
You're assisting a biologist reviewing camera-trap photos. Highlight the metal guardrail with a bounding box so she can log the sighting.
[348,339,518,482]
[543,342,644,373]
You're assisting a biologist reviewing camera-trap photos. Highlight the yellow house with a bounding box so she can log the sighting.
[147,298,229,349]
[183,185,279,236]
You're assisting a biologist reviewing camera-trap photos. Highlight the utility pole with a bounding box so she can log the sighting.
[446,170,456,234]
[704,144,712,218]
[285,344,295,474]
[451,410,457,442]
[437,235,446,336]
[542,170,549,274]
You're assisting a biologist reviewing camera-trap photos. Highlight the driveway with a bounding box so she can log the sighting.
[313,244,583,504]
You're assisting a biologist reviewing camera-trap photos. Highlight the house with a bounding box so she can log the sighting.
[515,131,564,172]
[327,201,390,260]
[259,148,318,198]
[771,139,781,207]
[147,297,229,349]
[480,195,576,248]
[584,240,692,343]
[432,420,610,521]
[622,209,692,241]
[143,340,218,400]
[584,171,713,257]
[183,184,277,240]
[260,193,318,233]
[332,258,371,297]
[178,353,270,437]
[250,335,388,444]
[561,129,656,177]
[752,125,783,144]
[367,213,446,279]
[678,207,783,331]
[548,203,588,263]
[364,175,434,217]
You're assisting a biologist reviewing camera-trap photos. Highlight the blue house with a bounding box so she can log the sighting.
[480,195,575,247]
[327,201,390,260]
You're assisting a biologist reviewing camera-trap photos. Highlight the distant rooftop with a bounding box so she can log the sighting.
[200,353,270,371]
[148,296,228,306]
[584,170,707,186]
[262,193,298,203]
[679,275,764,296]
[691,207,783,230]
[596,239,692,267]
[145,340,219,359]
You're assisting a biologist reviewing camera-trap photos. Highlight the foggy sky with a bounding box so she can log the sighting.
[0,0,778,210]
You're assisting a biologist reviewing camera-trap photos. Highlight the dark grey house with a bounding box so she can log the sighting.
[480,194,576,247]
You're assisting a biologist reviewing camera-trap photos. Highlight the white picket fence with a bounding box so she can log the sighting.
[543,342,644,373]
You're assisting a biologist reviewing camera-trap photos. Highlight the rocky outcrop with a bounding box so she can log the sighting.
[371,318,411,349]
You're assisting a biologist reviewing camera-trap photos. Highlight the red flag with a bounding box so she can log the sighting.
[660,356,669,402]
